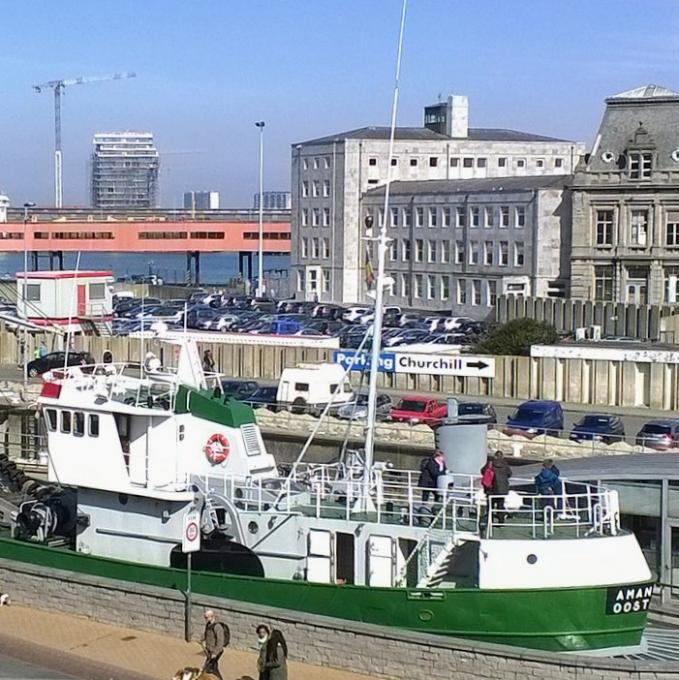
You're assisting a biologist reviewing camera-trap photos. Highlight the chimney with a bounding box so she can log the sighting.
[447,95,468,138]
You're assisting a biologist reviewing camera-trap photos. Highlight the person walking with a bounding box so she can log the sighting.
[201,609,229,680]
[256,625,288,680]
[417,449,447,504]
[202,349,215,374]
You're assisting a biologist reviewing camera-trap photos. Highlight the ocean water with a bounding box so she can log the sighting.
[0,252,290,285]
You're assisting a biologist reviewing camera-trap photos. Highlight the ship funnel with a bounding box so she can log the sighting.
[435,397,487,476]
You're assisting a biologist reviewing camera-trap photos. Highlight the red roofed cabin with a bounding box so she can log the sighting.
[16,270,114,332]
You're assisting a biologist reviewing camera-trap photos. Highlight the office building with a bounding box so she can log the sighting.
[183,191,220,210]
[254,191,291,210]
[291,94,585,303]
[571,85,679,305]
[91,132,159,209]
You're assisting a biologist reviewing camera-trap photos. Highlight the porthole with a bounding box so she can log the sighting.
[671,149,679,163]
[527,553,538,565]
[248,521,259,535]
[601,151,615,163]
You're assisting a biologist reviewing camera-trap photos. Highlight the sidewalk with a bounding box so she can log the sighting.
[0,604,379,680]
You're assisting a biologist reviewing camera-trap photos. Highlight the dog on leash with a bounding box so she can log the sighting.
[172,667,219,680]
[0,594,10,606]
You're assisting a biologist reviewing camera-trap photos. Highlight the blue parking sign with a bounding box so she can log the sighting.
[333,350,396,373]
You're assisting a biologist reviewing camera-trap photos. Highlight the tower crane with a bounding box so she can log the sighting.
[33,72,137,208]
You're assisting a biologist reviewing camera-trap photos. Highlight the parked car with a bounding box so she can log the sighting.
[27,351,95,377]
[242,386,279,411]
[383,329,430,347]
[388,396,447,427]
[342,306,371,324]
[336,393,393,421]
[455,401,497,425]
[221,380,259,400]
[636,420,679,450]
[504,400,564,437]
[569,414,625,444]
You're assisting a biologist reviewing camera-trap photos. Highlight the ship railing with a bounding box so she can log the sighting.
[46,361,179,412]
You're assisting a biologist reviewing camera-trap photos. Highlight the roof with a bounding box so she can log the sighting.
[16,270,113,279]
[297,126,571,146]
[366,174,572,197]
[609,84,679,100]
[518,453,679,482]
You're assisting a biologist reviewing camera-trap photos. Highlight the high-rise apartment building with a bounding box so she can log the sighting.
[253,191,291,210]
[91,132,159,209]
[183,191,220,210]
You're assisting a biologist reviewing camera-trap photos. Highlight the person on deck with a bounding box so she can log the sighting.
[481,451,512,524]
[202,349,216,374]
[418,450,448,504]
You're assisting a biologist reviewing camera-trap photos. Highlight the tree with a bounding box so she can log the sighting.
[476,318,558,356]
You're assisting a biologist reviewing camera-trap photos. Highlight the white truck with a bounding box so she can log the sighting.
[277,363,354,415]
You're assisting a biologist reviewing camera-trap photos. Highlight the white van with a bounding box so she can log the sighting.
[277,363,354,415]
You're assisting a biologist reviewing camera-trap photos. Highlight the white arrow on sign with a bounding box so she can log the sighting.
[392,353,495,378]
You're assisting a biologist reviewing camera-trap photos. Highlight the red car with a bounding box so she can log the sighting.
[388,396,447,427]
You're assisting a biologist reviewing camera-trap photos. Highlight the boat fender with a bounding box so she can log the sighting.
[205,433,230,465]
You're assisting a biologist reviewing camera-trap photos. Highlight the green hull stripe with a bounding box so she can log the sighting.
[0,537,650,653]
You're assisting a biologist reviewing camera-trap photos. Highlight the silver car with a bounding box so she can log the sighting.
[336,393,393,421]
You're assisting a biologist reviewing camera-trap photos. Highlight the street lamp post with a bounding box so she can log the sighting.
[22,202,36,386]
[255,121,265,298]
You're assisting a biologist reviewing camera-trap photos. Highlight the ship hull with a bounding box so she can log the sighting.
[0,536,651,653]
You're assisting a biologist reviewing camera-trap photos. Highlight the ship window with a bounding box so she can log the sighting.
[60,411,71,434]
[73,412,85,437]
[45,409,57,431]
[89,414,99,437]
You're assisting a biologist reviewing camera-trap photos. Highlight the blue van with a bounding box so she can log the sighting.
[503,400,564,438]
[270,319,302,335]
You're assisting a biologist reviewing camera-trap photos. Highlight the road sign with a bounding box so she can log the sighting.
[182,508,201,553]
[333,350,396,373]
[392,353,495,378]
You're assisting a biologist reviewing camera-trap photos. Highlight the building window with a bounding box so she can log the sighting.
[484,241,493,265]
[377,208,385,227]
[402,239,411,261]
[630,209,648,246]
[429,157,438,167]
[312,180,320,197]
[403,207,411,226]
[517,159,526,168]
[666,213,679,247]
[442,207,451,227]
[415,239,424,262]
[428,240,437,263]
[595,209,614,246]
[89,283,106,300]
[427,275,436,299]
[391,158,397,166]
[297,270,305,292]
[484,207,494,228]
[410,158,418,166]
[629,152,652,180]
[457,279,467,304]
[302,181,309,197]
[515,206,525,228]
[390,207,399,227]
[498,157,507,168]
[416,207,424,227]
[369,158,377,166]
[594,265,614,301]
[470,207,480,228]
[441,276,450,301]
[322,237,330,259]
[311,237,319,258]
[322,208,330,227]
[414,274,424,299]
[312,209,321,227]
[455,241,464,264]
[322,269,330,293]
[302,158,309,171]
[499,241,509,266]
[469,242,479,265]
[555,158,563,168]
[450,158,459,167]
[429,208,438,227]
[514,241,525,267]
[324,157,331,169]
[455,206,466,228]
[536,159,544,168]
[386,273,395,296]
[301,209,308,227]
[322,180,331,197]
[487,280,497,306]
[301,237,308,258]
[313,157,320,169]
[472,280,481,305]
[463,157,474,168]
[500,206,510,228]
[665,266,679,303]
[477,158,487,168]
[402,274,411,298]
[441,240,450,264]
[389,240,398,261]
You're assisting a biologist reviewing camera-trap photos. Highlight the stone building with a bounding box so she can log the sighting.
[571,85,679,305]
[358,176,571,316]
[291,94,585,303]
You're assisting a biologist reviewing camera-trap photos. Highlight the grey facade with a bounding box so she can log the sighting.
[358,176,571,316]
[254,191,291,210]
[291,94,585,304]
[91,132,159,209]
[183,191,220,210]
[571,85,679,305]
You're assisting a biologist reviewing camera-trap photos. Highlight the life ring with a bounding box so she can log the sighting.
[205,433,230,465]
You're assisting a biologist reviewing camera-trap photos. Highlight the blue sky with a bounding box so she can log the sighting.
[2,0,678,208]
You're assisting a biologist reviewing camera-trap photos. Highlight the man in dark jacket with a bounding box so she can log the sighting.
[201,609,227,680]
[418,450,447,504]
[490,451,512,524]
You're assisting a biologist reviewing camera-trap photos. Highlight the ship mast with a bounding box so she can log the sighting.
[360,0,408,510]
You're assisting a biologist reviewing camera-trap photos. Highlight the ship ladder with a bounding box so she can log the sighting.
[416,537,457,589]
